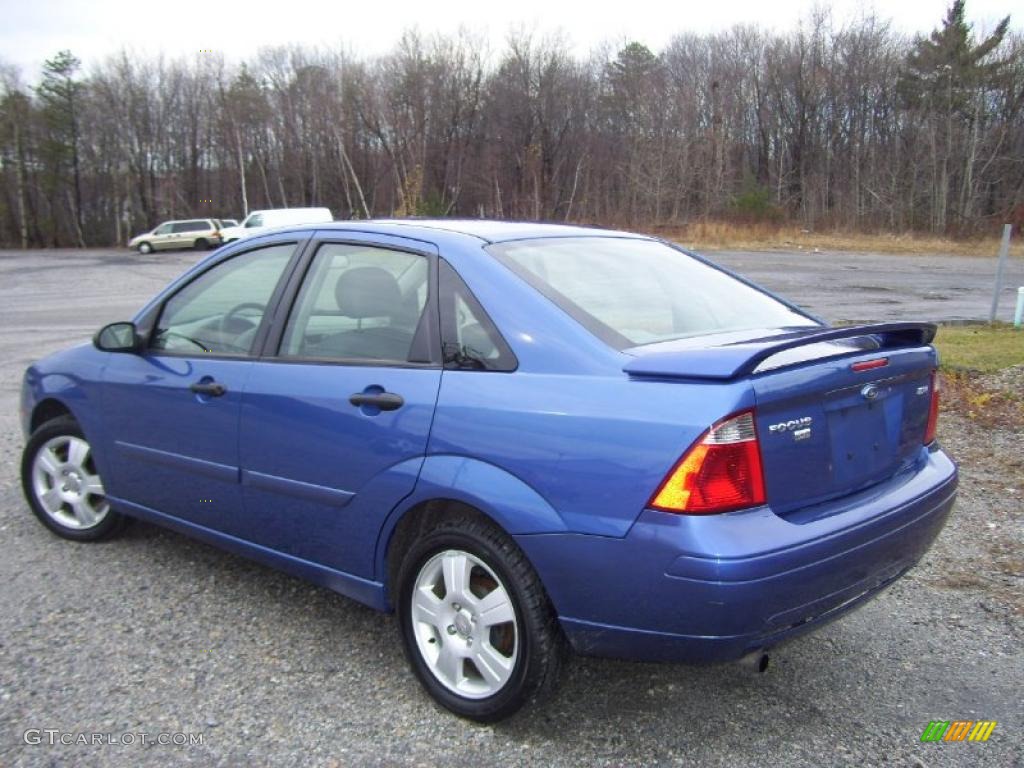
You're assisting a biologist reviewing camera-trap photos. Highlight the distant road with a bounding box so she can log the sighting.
[707,249,1024,324]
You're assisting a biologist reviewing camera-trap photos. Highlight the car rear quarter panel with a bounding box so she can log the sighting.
[423,239,756,537]
[427,372,753,536]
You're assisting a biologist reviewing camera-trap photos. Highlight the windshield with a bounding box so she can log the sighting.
[487,237,817,349]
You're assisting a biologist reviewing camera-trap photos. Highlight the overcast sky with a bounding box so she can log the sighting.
[2,0,1019,81]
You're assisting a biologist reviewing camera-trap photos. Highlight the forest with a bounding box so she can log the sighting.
[0,1,1021,247]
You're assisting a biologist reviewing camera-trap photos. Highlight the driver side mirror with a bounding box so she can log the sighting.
[94,321,141,353]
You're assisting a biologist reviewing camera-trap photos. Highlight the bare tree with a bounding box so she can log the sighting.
[0,3,1021,247]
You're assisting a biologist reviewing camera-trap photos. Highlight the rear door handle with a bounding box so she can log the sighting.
[349,392,404,411]
[190,380,227,397]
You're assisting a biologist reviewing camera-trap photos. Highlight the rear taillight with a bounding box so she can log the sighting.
[924,370,940,444]
[649,410,766,515]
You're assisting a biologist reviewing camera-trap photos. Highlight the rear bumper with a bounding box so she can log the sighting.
[515,447,957,663]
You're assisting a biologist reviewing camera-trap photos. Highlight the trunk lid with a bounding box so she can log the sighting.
[623,323,938,516]
[751,346,934,516]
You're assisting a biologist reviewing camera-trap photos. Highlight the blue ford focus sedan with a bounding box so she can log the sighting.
[20,220,957,721]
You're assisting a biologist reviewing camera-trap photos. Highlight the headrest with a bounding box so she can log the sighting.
[335,267,402,319]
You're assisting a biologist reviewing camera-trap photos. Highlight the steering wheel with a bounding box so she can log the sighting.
[218,302,266,339]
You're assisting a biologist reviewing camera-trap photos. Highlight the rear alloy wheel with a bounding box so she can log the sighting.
[21,416,126,541]
[397,516,564,721]
[137,241,153,254]
[412,550,519,698]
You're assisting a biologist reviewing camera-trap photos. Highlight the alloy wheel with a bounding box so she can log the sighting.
[31,435,109,530]
[410,549,519,699]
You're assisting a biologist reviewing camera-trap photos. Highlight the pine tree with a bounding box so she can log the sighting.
[900,2,1011,231]
[36,50,86,245]
[902,0,1010,111]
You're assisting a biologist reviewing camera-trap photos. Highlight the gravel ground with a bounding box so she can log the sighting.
[0,247,1021,767]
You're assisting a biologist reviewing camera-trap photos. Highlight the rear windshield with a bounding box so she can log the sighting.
[487,237,817,349]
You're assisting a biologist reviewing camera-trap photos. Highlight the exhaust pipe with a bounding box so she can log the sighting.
[739,650,770,673]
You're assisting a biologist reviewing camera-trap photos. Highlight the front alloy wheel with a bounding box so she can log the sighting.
[21,416,126,541]
[397,514,564,721]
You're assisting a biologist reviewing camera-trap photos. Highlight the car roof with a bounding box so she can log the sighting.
[249,207,331,215]
[260,218,652,245]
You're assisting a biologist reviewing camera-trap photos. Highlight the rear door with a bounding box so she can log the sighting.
[234,232,442,577]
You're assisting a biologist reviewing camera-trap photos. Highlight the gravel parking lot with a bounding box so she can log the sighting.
[0,247,1020,767]
[710,249,1024,324]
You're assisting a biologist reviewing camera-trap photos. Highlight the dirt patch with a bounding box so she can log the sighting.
[941,367,1024,429]
[930,368,1024,617]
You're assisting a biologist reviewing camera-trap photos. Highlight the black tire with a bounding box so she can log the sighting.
[21,416,127,542]
[137,241,153,254]
[193,238,210,250]
[396,513,565,722]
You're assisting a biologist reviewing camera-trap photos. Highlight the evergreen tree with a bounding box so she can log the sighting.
[902,1,1010,111]
[36,50,85,245]
[900,2,1012,231]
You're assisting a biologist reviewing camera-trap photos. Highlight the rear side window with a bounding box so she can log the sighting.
[280,243,431,363]
[172,220,209,233]
[439,260,516,371]
[487,238,816,349]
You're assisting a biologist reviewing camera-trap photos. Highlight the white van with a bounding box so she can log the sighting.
[220,208,333,243]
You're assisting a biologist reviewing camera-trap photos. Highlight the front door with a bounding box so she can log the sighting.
[100,242,299,530]
[150,222,174,251]
[235,235,442,577]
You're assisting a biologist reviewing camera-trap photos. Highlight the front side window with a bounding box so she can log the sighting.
[245,214,263,228]
[151,243,294,355]
[153,223,172,235]
[280,243,429,363]
[488,238,817,348]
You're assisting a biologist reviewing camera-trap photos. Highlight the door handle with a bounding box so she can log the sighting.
[190,380,227,397]
[349,392,404,411]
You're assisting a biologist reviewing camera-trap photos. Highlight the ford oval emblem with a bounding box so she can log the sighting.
[861,384,880,401]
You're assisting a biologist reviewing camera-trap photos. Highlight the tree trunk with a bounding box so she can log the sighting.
[337,132,370,218]
[13,118,28,248]
[234,125,249,217]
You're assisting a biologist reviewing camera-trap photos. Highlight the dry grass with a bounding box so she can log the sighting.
[941,370,1024,429]
[644,220,1023,257]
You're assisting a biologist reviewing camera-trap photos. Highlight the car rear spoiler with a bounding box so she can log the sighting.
[622,322,938,381]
